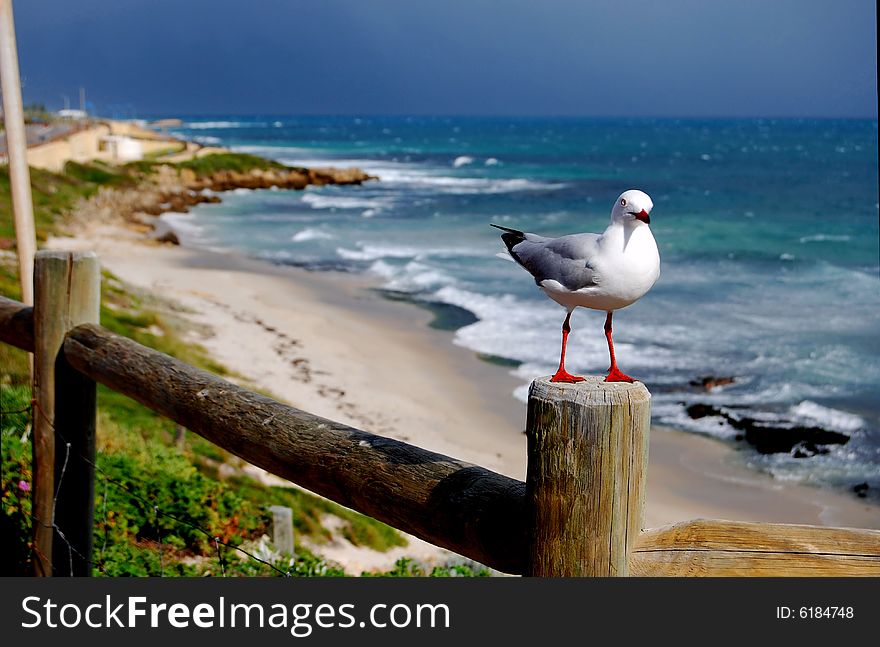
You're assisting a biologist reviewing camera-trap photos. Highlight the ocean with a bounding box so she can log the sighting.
[162,116,879,500]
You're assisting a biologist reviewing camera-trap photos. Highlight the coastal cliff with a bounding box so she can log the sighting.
[60,153,377,244]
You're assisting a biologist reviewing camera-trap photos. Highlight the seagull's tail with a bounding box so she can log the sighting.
[490,223,526,257]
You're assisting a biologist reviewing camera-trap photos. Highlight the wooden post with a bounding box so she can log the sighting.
[269,505,294,556]
[32,251,100,576]
[173,424,186,450]
[526,375,651,576]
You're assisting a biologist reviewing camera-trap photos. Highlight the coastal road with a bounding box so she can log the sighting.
[0,121,80,154]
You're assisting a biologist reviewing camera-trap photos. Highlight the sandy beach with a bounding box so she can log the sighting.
[47,220,879,571]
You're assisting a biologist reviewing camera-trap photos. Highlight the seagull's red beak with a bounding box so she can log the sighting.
[635,209,650,224]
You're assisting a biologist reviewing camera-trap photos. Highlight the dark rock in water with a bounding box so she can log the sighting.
[684,402,850,455]
[852,482,869,498]
[153,229,180,245]
[149,220,180,245]
[689,375,736,390]
[744,425,847,456]
[477,353,522,368]
[685,403,721,419]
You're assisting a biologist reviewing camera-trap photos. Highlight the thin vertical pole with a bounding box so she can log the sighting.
[0,0,37,306]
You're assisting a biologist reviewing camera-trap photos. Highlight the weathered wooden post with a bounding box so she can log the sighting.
[269,505,294,556]
[32,251,100,576]
[526,376,651,576]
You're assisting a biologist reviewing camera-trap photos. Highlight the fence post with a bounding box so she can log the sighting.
[525,376,651,576]
[32,250,100,576]
[269,505,294,556]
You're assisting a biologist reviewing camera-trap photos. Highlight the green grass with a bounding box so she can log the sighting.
[1,383,422,577]
[0,260,28,387]
[1,166,88,242]
[62,160,135,188]
[173,152,289,176]
[1,152,295,244]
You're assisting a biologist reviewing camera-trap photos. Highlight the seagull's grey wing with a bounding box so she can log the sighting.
[509,233,601,291]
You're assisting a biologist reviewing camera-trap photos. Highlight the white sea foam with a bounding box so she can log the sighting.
[453,156,474,168]
[232,145,333,161]
[375,168,567,194]
[158,213,207,245]
[799,234,852,243]
[301,192,392,211]
[291,228,333,243]
[789,401,864,433]
[337,245,423,261]
[512,383,531,403]
[654,405,742,441]
[431,287,565,367]
[185,121,268,129]
[336,243,483,262]
[485,158,500,166]
[246,213,305,223]
[367,260,397,280]
[371,261,455,291]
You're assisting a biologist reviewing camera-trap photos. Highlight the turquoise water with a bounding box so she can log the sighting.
[164,116,879,497]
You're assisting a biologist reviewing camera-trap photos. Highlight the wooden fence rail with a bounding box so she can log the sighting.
[1,251,879,577]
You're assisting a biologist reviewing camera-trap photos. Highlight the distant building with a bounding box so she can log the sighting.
[99,135,143,162]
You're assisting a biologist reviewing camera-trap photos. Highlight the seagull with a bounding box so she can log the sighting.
[492,189,660,383]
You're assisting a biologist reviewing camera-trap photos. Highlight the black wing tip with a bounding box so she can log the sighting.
[490,223,522,235]
[491,223,526,257]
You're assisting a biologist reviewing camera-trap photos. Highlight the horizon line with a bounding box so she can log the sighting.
[101,112,880,122]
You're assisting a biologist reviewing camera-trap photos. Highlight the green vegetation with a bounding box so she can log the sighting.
[0,156,484,577]
[62,160,136,188]
[2,384,415,577]
[174,151,288,175]
[1,164,100,242]
[0,151,295,244]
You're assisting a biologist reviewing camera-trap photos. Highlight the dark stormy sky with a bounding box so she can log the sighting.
[10,0,878,118]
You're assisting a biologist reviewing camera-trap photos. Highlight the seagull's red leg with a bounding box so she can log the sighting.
[604,311,636,383]
[551,310,585,383]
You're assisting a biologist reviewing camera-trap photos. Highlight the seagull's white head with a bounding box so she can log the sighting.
[610,189,653,226]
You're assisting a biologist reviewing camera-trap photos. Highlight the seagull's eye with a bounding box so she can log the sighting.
[620,198,627,206]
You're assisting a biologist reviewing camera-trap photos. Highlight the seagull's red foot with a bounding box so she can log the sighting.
[551,369,586,383]
[604,367,636,383]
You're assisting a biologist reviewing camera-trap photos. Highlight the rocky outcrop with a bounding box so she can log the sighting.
[685,403,850,456]
[66,161,377,245]
[180,166,375,192]
[689,375,736,390]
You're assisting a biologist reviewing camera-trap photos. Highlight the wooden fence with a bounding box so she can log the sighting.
[1,250,878,576]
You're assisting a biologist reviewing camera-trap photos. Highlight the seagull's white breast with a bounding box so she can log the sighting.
[541,223,660,312]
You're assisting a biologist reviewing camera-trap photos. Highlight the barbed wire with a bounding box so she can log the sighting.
[2,399,293,577]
